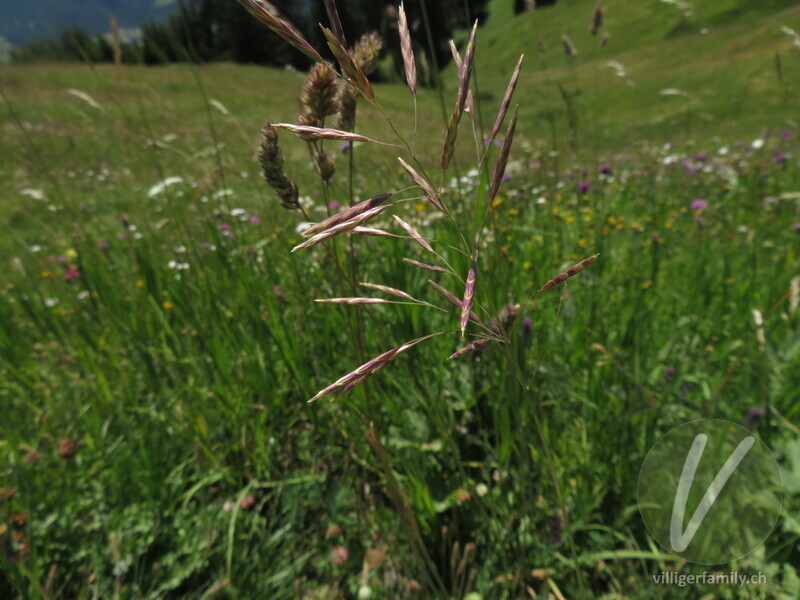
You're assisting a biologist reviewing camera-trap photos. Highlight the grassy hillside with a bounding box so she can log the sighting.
[1,2,799,598]
[461,0,800,152]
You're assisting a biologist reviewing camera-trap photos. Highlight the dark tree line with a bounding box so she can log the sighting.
[10,0,490,82]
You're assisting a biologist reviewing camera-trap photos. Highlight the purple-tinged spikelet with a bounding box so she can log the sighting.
[393,215,435,255]
[441,21,478,172]
[488,105,518,203]
[308,339,423,402]
[323,0,347,48]
[398,3,417,95]
[292,205,389,251]
[460,252,478,338]
[449,338,491,360]
[303,193,391,237]
[272,123,390,145]
[449,40,474,118]
[321,26,375,102]
[316,297,389,304]
[398,158,444,212]
[360,282,416,301]
[488,55,523,147]
[538,253,599,292]
[236,0,324,64]
[403,258,448,274]
[351,226,395,237]
[428,279,485,329]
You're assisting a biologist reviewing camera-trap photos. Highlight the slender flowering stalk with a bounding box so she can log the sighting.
[460,252,478,338]
[488,105,518,203]
[538,254,599,292]
[235,0,324,64]
[321,26,375,102]
[488,55,524,147]
[393,215,435,255]
[441,22,478,173]
[398,2,417,96]
[303,193,392,237]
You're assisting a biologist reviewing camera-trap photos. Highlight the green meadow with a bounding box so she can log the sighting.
[1,0,799,597]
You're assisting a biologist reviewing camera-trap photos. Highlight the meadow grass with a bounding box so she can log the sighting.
[1,2,800,598]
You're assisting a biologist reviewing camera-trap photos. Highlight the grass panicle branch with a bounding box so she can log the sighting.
[393,215,436,255]
[440,21,478,173]
[323,0,347,48]
[488,105,519,203]
[321,26,375,102]
[398,157,445,212]
[272,122,392,146]
[235,0,324,64]
[308,337,430,403]
[538,254,600,292]
[448,338,491,360]
[488,54,524,147]
[302,192,392,237]
[292,204,389,251]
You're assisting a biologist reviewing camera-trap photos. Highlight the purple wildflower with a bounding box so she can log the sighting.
[691,199,708,211]
[599,164,612,176]
[780,129,792,140]
[220,223,230,232]
[578,181,591,194]
[664,367,677,383]
[522,316,533,338]
[249,216,261,224]
[339,141,351,154]
[64,264,80,282]
[747,407,765,427]
[774,153,788,165]
[328,200,340,210]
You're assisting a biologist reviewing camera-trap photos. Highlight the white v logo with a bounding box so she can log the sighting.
[670,433,755,552]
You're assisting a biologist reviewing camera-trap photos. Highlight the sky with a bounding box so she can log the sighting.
[0,0,178,46]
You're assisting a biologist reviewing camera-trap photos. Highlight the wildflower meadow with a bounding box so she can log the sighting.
[1,0,800,598]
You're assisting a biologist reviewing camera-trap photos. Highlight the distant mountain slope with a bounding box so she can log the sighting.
[0,0,178,46]
[463,0,800,149]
